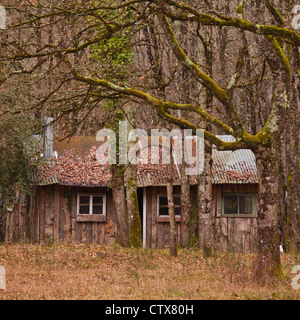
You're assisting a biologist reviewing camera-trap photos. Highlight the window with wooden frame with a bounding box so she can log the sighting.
[222,193,255,217]
[157,194,181,221]
[77,194,106,222]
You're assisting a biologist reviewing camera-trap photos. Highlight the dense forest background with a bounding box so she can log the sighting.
[0,0,299,283]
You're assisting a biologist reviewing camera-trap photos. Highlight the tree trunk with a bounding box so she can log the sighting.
[126,164,142,247]
[111,164,130,247]
[285,46,300,253]
[198,140,214,257]
[180,155,190,248]
[168,142,177,257]
[250,1,291,280]
[252,145,285,282]
[126,107,142,247]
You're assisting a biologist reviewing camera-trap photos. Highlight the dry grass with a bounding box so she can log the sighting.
[0,242,299,300]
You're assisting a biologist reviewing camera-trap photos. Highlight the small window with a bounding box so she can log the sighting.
[158,194,181,217]
[222,193,255,216]
[77,194,106,216]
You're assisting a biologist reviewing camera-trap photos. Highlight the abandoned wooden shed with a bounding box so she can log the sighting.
[3,135,259,252]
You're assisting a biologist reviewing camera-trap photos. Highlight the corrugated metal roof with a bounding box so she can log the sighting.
[137,165,184,187]
[35,135,258,187]
[212,136,257,184]
[53,136,102,157]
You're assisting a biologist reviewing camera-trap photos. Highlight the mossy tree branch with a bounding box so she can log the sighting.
[2,0,295,152]
[265,0,284,27]
[160,15,247,136]
[68,59,273,150]
[158,0,300,46]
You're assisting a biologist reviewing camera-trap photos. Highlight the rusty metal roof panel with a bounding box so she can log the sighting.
[212,136,257,184]
[53,136,101,157]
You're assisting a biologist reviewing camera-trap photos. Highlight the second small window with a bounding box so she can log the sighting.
[158,195,181,217]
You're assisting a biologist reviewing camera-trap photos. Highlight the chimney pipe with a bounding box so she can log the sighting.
[43,117,54,158]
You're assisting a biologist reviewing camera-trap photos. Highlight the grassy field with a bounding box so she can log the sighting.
[0,243,299,300]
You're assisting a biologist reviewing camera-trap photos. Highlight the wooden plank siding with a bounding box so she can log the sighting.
[2,183,258,253]
[2,192,28,243]
[148,186,182,249]
[214,184,258,253]
[146,184,258,252]
[24,185,117,245]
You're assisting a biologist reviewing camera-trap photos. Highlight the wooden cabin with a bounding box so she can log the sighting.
[2,136,259,252]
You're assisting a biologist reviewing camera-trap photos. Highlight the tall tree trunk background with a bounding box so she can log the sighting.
[111,164,130,247]
[126,106,142,247]
[253,144,285,282]
[284,46,300,253]
[198,139,214,256]
[168,141,177,257]
[180,148,191,248]
[249,1,291,281]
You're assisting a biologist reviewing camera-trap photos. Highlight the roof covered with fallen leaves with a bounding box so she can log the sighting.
[35,136,257,187]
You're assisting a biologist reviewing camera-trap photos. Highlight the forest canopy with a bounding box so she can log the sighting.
[0,0,299,282]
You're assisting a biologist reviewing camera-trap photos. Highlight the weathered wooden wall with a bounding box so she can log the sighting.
[3,183,258,252]
[2,191,29,243]
[146,186,182,249]
[213,184,258,253]
[146,184,258,252]
[10,185,118,245]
